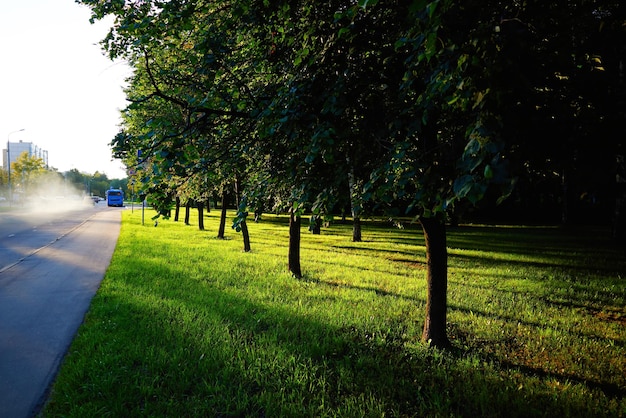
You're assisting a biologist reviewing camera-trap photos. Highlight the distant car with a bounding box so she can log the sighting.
[0,197,6,201]
[90,196,103,203]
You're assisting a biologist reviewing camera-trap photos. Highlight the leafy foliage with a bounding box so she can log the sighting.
[10,151,47,192]
[79,0,626,346]
[80,0,625,223]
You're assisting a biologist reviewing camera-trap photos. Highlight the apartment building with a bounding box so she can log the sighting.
[3,140,49,170]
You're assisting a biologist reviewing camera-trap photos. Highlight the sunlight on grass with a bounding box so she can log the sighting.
[44,210,626,417]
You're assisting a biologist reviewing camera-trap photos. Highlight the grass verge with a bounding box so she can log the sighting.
[43,210,626,417]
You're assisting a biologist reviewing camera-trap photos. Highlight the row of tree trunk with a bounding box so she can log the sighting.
[172,192,251,252]
[170,191,449,348]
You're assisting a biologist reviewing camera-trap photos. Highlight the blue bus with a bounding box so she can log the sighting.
[106,188,124,207]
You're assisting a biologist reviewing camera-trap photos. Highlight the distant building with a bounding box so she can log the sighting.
[3,140,49,170]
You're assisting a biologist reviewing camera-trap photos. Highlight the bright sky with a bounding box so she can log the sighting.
[0,0,131,179]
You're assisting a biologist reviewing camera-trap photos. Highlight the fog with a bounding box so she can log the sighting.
[10,174,96,214]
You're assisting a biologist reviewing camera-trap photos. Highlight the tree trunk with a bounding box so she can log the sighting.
[288,209,302,278]
[174,196,180,222]
[234,176,241,207]
[347,161,362,242]
[419,216,450,349]
[241,219,251,252]
[217,192,227,239]
[197,201,205,231]
[310,215,322,234]
[352,217,362,242]
[613,154,626,242]
[205,198,211,213]
[561,169,569,225]
[184,199,192,225]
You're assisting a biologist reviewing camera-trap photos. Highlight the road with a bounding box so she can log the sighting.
[0,202,122,417]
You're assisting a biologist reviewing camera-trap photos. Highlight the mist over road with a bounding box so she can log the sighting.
[0,204,122,417]
[0,202,99,272]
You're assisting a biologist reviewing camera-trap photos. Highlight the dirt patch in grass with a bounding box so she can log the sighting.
[389,258,427,269]
[589,307,626,325]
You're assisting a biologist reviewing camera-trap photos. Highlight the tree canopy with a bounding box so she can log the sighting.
[11,151,47,194]
[81,0,626,347]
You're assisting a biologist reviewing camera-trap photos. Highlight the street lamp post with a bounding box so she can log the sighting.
[7,129,25,206]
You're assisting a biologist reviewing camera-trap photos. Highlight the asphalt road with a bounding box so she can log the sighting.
[0,202,122,417]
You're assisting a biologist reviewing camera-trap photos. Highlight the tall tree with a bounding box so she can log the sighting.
[82,0,625,349]
[12,152,47,195]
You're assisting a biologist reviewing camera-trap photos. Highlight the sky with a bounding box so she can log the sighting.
[0,0,131,179]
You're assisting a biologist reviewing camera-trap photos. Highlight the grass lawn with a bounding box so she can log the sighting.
[43,210,626,417]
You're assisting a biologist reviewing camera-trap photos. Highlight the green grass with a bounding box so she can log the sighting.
[43,210,626,417]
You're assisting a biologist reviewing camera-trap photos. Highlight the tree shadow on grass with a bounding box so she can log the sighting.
[48,219,626,417]
[102,281,619,416]
[298,273,626,400]
[48,256,623,417]
[447,225,626,273]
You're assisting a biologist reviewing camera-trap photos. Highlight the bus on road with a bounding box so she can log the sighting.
[106,189,124,207]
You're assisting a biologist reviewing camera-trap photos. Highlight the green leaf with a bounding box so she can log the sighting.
[394,37,407,50]
[427,1,439,19]
[358,0,379,9]
[484,164,493,180]
[338,27,351,39]
[424,31,437,61]
[409,0,428,14]
[447,95,460,105]
[453,174,474,198]
[464,138,480,155]
[468,182,488,205]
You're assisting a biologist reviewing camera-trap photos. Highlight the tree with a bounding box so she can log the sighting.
[82,0,508,348]
[82,0,625,350]
[91,171,111,197]
[460,0,626,227]
[95,1,262,244]
[250,1,513,347]
[0,167,7,198]
[11,152,47,196]
[363,0,625,345]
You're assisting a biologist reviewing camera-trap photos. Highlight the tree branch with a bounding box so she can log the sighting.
[141,49,250,118]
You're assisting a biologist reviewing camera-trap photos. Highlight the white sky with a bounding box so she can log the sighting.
[0,0,131,179]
